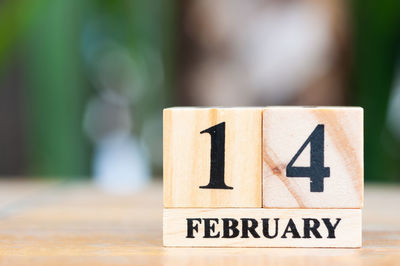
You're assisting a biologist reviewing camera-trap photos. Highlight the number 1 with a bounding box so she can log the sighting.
[199,122,233,190]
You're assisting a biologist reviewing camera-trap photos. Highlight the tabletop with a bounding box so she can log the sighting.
[0,180,398,265]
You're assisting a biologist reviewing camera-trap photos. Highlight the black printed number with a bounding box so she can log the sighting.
[286,124,330,192]
[200,122,233,190]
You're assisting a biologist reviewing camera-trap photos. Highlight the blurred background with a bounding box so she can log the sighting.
[0,0,399,192]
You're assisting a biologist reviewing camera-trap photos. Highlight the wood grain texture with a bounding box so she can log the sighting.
[164,107,262,208]
[163,208,361,247]
[262,107,363,208]
[0,181,398,265]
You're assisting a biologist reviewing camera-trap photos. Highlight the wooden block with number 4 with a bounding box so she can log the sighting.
[263,107,363,208]
[164,107,262,208]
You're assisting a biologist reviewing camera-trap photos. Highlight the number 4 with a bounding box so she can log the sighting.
[286,124,330,192]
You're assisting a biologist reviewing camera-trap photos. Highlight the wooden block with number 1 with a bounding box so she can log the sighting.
[163,107,262,208]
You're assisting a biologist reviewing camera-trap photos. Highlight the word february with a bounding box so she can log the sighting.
[163,209,361,247]
[187,217,341,239]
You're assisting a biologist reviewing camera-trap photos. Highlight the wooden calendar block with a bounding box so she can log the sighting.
[163,208,361,247]
[163,107,262,208]
[262,107,363,208]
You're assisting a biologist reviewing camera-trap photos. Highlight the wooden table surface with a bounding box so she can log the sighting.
[0,180,398,265]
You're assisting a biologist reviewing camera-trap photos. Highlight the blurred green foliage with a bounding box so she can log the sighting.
[24,0,90,176]
[0,0,177,177]
[351,0,400,181]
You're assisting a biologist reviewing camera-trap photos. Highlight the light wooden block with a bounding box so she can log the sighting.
[262,107,363,208]
[163,107,262,208]
[163,208,361,247]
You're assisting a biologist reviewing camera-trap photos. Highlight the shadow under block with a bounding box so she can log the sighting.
[163,107,262,208]
[262,107,364,208]
[163,208,361,247]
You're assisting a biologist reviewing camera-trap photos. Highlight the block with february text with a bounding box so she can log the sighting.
[163,208,361,247]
